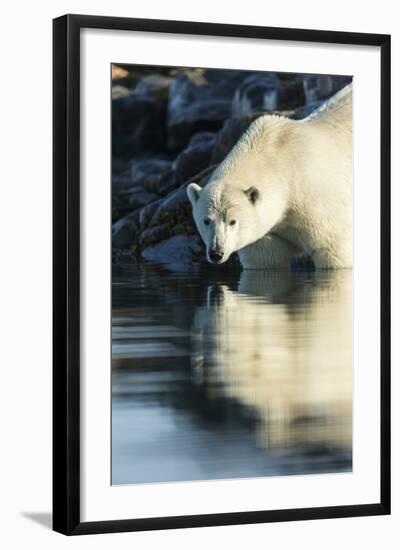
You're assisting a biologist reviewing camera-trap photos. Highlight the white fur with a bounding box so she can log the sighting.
[187,84,353,269]
[190,271,352,447]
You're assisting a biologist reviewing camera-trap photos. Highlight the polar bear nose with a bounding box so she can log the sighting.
[209,249,224,263]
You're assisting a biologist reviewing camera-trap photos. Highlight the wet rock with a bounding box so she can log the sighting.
[167,69,248,151]
[173,132,216,184]
[140,224,171,248]
[232,73,281,116]
[139,164,215,234]
[112,248,136,264]
[148,167,212,225]
[139,168,214,250]
[171,223,197,237]
[112,209,141,249]
[112,92,166,157]
[142,235,205,265]
[149,186,194,230]
[139,199,164,230]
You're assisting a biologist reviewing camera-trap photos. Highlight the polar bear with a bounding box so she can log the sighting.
[187,84,352,269]
[190,269,352,451]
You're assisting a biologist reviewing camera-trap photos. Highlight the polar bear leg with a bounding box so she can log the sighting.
[238,234,299,270]
[312,247,353,269]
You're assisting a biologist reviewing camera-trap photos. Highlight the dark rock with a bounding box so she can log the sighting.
[167,69,249,151]
[112,208,121,223]
[142,235,205,266]
[173,132,216,184]
[112,174,141,220]
[139,163,215,232]
[134,74,173,101]
[277,72,304,85]
[149,186,193,230]
[211,114,261,165]
[171,223,197,237]
[141,234,240,269]
[112,209,141,249]
[231,73,308,115]
[112,158,176,221]
[292,100,324,120]
[302,75,352,104]
[140,224,171,248]
[112,85,131,100]
[112,173,135,194]
[130,158,173,193]
[112,158,132,176]
[232,73,281,116]
[278,80,306,109]
[112,248,135,264]
[139,199,164,230]
[112,92,166,158]
[138,168,213,251]
[157,171,178,196]
[125,188,159,211]
[111,64,144,91]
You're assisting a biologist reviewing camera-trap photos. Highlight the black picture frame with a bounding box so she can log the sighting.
[53,14,391,536]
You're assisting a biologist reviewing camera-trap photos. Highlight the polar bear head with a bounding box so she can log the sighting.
[186,116,296,264]
[187,174,288,265]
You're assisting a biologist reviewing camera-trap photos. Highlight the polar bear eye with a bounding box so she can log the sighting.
[229,220,237,226]
[244,186,260,204]
[204,218,210,226]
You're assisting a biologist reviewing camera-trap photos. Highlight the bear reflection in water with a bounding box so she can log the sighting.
[190,269,352,454]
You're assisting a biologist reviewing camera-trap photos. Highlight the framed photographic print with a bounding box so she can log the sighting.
[53,14,391,535]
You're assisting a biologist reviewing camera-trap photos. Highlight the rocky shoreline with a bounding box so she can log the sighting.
[112,65,350,268]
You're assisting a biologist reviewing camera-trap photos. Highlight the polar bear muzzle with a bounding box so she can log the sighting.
[208,248,225,264]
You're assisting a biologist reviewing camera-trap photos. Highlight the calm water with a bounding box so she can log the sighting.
[112,262,352,485]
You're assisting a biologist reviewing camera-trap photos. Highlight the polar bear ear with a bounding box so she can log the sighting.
[244,186,260,204]
[187,183,202,206]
